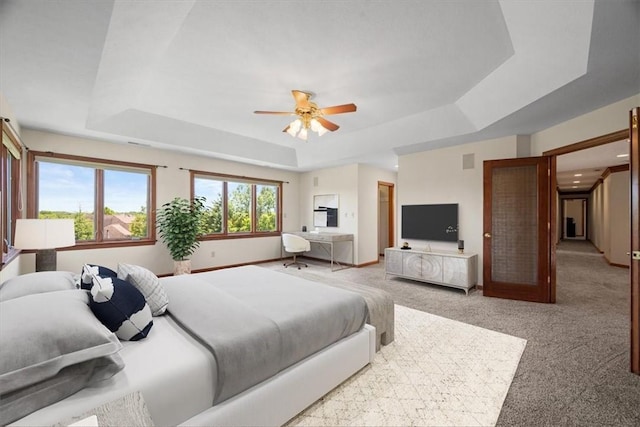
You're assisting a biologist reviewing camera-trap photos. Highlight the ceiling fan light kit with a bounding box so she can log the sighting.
[255,90,356,141]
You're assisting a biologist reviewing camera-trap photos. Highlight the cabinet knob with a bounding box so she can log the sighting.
[484,232,491,238]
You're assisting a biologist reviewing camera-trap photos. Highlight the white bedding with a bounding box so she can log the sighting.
[12,316,216,427]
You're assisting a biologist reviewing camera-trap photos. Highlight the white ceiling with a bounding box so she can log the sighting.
[1,0,638,172]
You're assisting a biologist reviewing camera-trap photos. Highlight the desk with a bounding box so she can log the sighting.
[282,232,354,271]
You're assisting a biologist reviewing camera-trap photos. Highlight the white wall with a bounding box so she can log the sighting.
[0,91,21,136]
[16,129,301,276]
[298,163,397,266]
[358,164,397,265]
[299,164,358,264]
[398,135,519,284]
[531,94,640,154]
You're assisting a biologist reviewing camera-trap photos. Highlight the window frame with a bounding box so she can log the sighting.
[27,151,157,250]
[191,170,282,240]
[1,119,23,268]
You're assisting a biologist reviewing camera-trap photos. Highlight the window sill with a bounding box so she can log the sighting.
[59,239,157,251]
[1,247,21,271]
[199,232,281,241]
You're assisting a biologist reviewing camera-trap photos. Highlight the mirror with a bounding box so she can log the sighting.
[313,194,339,227]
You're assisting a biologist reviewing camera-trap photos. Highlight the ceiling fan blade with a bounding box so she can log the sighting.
[254,110,295,115]
[316,117,340,131]
[291,90,311,109]
[319,103,357,115]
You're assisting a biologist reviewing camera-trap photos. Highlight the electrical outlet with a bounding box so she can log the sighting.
[210,251,215,258]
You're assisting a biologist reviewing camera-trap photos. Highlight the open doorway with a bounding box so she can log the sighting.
[562,198,587,240]
[549,130,630,264]
[378,181,394,258]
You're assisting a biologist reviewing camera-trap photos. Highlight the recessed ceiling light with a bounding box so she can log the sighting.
[394,165,398,168]
[573,180,580,183]
[617,154,629,158]
[574,173,582,177]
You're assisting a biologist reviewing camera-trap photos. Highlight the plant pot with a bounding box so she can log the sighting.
[173,260,192,276]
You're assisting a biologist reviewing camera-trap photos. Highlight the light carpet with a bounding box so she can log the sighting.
[287,305,527,427]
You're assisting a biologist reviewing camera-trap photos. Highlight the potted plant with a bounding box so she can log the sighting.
[156,196,207,275]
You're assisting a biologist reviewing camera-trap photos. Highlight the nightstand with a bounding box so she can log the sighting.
[55,391,154,426]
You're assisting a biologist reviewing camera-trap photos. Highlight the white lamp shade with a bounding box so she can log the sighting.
[286,119,301,137]
[310,119,328,136]
[14,219,76,250]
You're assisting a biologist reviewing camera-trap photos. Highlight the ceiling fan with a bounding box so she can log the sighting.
[254,90,357,140]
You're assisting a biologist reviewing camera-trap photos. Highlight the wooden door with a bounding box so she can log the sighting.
[630,107,639,374]
[483,156,556,303]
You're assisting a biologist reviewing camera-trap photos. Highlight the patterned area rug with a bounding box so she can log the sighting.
[287,305,527,426]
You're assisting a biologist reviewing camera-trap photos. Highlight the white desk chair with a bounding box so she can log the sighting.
[282,233,311,269]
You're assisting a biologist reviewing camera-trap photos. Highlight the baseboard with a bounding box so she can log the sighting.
[160,255,379,277]
[159,257,284,277]
[296,255,379,268]
[603,255,629,269]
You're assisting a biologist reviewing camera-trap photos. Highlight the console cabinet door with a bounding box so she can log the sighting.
[421,254,443,282]
[403,252,422,278]
[385,249,403,275]
[443,256,469,287]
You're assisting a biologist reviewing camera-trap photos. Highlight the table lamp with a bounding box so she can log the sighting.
[14,219,76,271]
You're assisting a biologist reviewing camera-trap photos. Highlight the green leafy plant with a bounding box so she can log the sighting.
[156,196,207,261]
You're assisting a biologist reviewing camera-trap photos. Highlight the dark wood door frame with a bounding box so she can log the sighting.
[378,181,395,254]
[630,108,639,375]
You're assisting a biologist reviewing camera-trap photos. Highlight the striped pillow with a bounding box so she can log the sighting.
[87,273,153,341]
[117,264,168,316]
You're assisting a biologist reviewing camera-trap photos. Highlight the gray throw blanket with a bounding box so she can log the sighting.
[161,266,368,405]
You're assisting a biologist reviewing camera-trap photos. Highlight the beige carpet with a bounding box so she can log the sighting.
[287,305,526,426]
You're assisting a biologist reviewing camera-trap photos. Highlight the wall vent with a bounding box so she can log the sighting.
[462,153,475,170]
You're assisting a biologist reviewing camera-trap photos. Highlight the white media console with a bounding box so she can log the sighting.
[384,247,478,295]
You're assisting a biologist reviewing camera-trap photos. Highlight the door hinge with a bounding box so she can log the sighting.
[547,276,551,284]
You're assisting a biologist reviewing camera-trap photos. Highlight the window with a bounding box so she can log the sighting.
[192,171,281,239]
[1,120,22,266]
[28,151,156,248]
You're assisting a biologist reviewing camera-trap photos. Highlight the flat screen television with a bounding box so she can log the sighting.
[401,204,458,242]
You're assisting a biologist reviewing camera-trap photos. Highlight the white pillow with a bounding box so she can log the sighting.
[117,263,169,316]
[0,271,78,302]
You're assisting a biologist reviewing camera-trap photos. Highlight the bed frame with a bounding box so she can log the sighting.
[181,324,376,426]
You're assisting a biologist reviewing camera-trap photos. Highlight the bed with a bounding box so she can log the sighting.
[1,265,376,426]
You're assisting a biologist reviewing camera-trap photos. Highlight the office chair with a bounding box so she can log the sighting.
[282,233,311,269]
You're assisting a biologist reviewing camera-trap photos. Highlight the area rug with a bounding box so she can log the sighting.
[287,305,527,426]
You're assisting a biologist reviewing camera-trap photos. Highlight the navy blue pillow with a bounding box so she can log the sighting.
[80,264,117,290]
[87,274,153,341]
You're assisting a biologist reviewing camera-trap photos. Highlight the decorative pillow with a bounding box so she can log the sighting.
[80,264,117,290]
[88,272,153,341]
[0,290,124,425]
[0,271,78,302]
[117,263,169,316]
